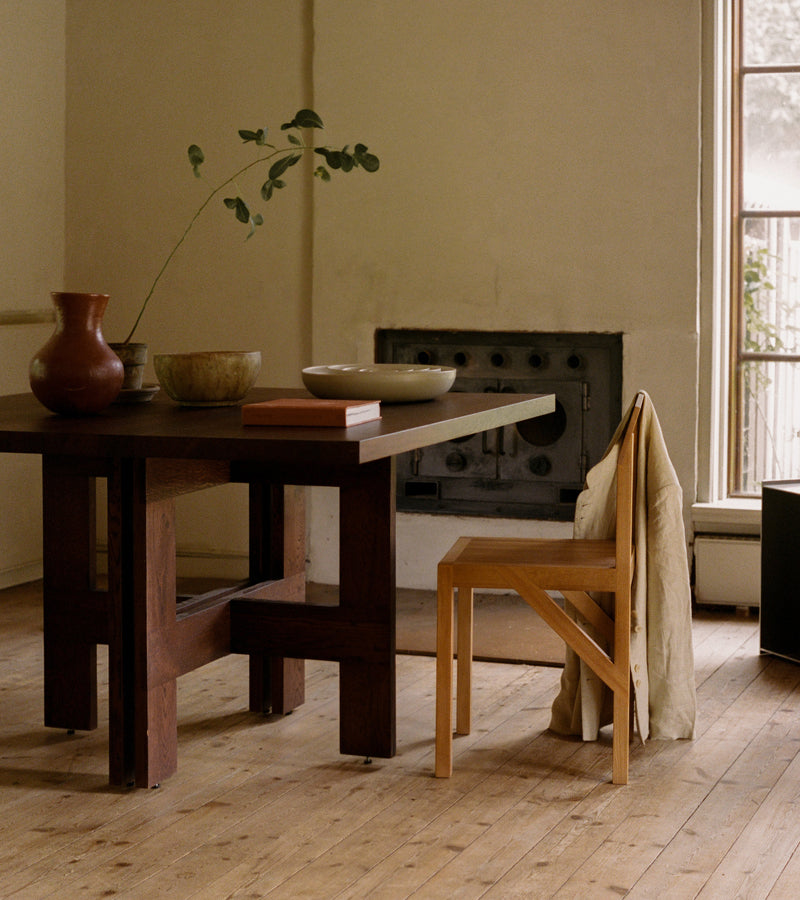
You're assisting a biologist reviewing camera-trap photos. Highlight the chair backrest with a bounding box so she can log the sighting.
[614,391,646,582]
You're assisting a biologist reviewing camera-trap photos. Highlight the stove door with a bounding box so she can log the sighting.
[497,378,585,487]
[397,379,587,520]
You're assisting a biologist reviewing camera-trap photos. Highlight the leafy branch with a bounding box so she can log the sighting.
[123,109,379,343]
[743,246,783,354]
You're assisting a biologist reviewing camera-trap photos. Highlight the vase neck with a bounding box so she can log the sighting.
[52,292,109,333]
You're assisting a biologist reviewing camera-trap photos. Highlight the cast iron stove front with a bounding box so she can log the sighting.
[375,329,622,520]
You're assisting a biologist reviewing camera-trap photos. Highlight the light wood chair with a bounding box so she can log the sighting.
[434,391,645,785]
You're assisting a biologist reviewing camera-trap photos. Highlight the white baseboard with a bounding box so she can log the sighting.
[694,535,761,607]
[0,551,251,593]
[173,550,250,581]
[95,547,250,582]
[0,561,43,590]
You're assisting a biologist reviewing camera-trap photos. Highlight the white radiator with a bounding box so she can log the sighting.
[693,535,761,608]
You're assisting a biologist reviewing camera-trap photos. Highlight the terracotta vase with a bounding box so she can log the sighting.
[29,292,125,415]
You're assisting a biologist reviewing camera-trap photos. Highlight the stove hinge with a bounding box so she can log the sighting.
[580,381,590,481]
[580,451,589,483]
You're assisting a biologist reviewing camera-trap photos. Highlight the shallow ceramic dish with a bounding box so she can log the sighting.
[154,351,261,406]
[302,363,456,403]
[114,384,160,404]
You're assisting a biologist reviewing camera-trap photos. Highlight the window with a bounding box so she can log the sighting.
[731,0,800,494]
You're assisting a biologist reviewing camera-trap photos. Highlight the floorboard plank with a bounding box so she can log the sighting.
[1,582,799,899]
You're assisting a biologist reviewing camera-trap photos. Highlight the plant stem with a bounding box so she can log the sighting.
[123,144,311,343]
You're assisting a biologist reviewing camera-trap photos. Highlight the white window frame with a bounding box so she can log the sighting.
[695,0,761,533]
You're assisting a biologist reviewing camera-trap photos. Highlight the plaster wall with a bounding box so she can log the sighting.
[0,0,66,585]
[0,1,702,590]
[308,0,702,587]
[63,0,313,573]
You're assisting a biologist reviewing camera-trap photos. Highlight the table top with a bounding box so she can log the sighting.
[0,388,555,466]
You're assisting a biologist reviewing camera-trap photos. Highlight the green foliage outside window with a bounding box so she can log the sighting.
[742,246,784,353]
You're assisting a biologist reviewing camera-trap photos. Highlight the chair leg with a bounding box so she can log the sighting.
[435,564,455,777]
[611,681,630,785]
[456,586,473,735]
[611,578,632,785]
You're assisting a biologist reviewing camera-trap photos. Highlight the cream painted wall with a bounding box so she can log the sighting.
[64,0,313,365]
[308,0,702,587]
[0,0,66,585]
[64,0,313,575]
[1,1,703,590]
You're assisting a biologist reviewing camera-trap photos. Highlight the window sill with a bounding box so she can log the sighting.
[692,498,761,537]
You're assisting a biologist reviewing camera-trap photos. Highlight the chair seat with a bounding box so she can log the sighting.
[443,536,625,593]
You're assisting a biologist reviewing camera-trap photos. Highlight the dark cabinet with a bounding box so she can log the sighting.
[761,480,800,663]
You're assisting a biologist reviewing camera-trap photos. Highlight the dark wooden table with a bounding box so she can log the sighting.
[0,387,554,787]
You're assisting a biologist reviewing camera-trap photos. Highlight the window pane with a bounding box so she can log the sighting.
[744,0,800,66]
[742,217,800,354]
[743,74,800,208]
[739,359,800,492]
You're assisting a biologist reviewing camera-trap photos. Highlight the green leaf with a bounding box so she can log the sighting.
[314,166,331,182]
[260,179,285,201]
[287,133,301,145]
[268,152,301,180]
[239,128,268,145]
[354,144,380,172]
[314,144,380,174]
[293,108,324,129]
[235,199,250,223]
[315,148,341,169]
[187,144,204,177]
[246,213,264,240]
[224,196,250,223]
[361,153,380,172]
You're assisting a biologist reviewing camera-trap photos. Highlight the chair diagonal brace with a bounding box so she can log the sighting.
[499,569,627,695]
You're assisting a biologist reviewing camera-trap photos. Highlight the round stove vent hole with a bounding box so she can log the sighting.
[516,400,567,446]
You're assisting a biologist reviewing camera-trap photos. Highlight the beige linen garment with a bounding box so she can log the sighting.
[549,391,696,743]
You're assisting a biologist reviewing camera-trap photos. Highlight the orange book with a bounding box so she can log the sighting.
[242,397,381,427]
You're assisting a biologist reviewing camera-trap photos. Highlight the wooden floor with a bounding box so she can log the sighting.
[2,582,800,899]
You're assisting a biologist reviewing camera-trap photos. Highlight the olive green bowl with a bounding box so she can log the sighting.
[154,350,261,406]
